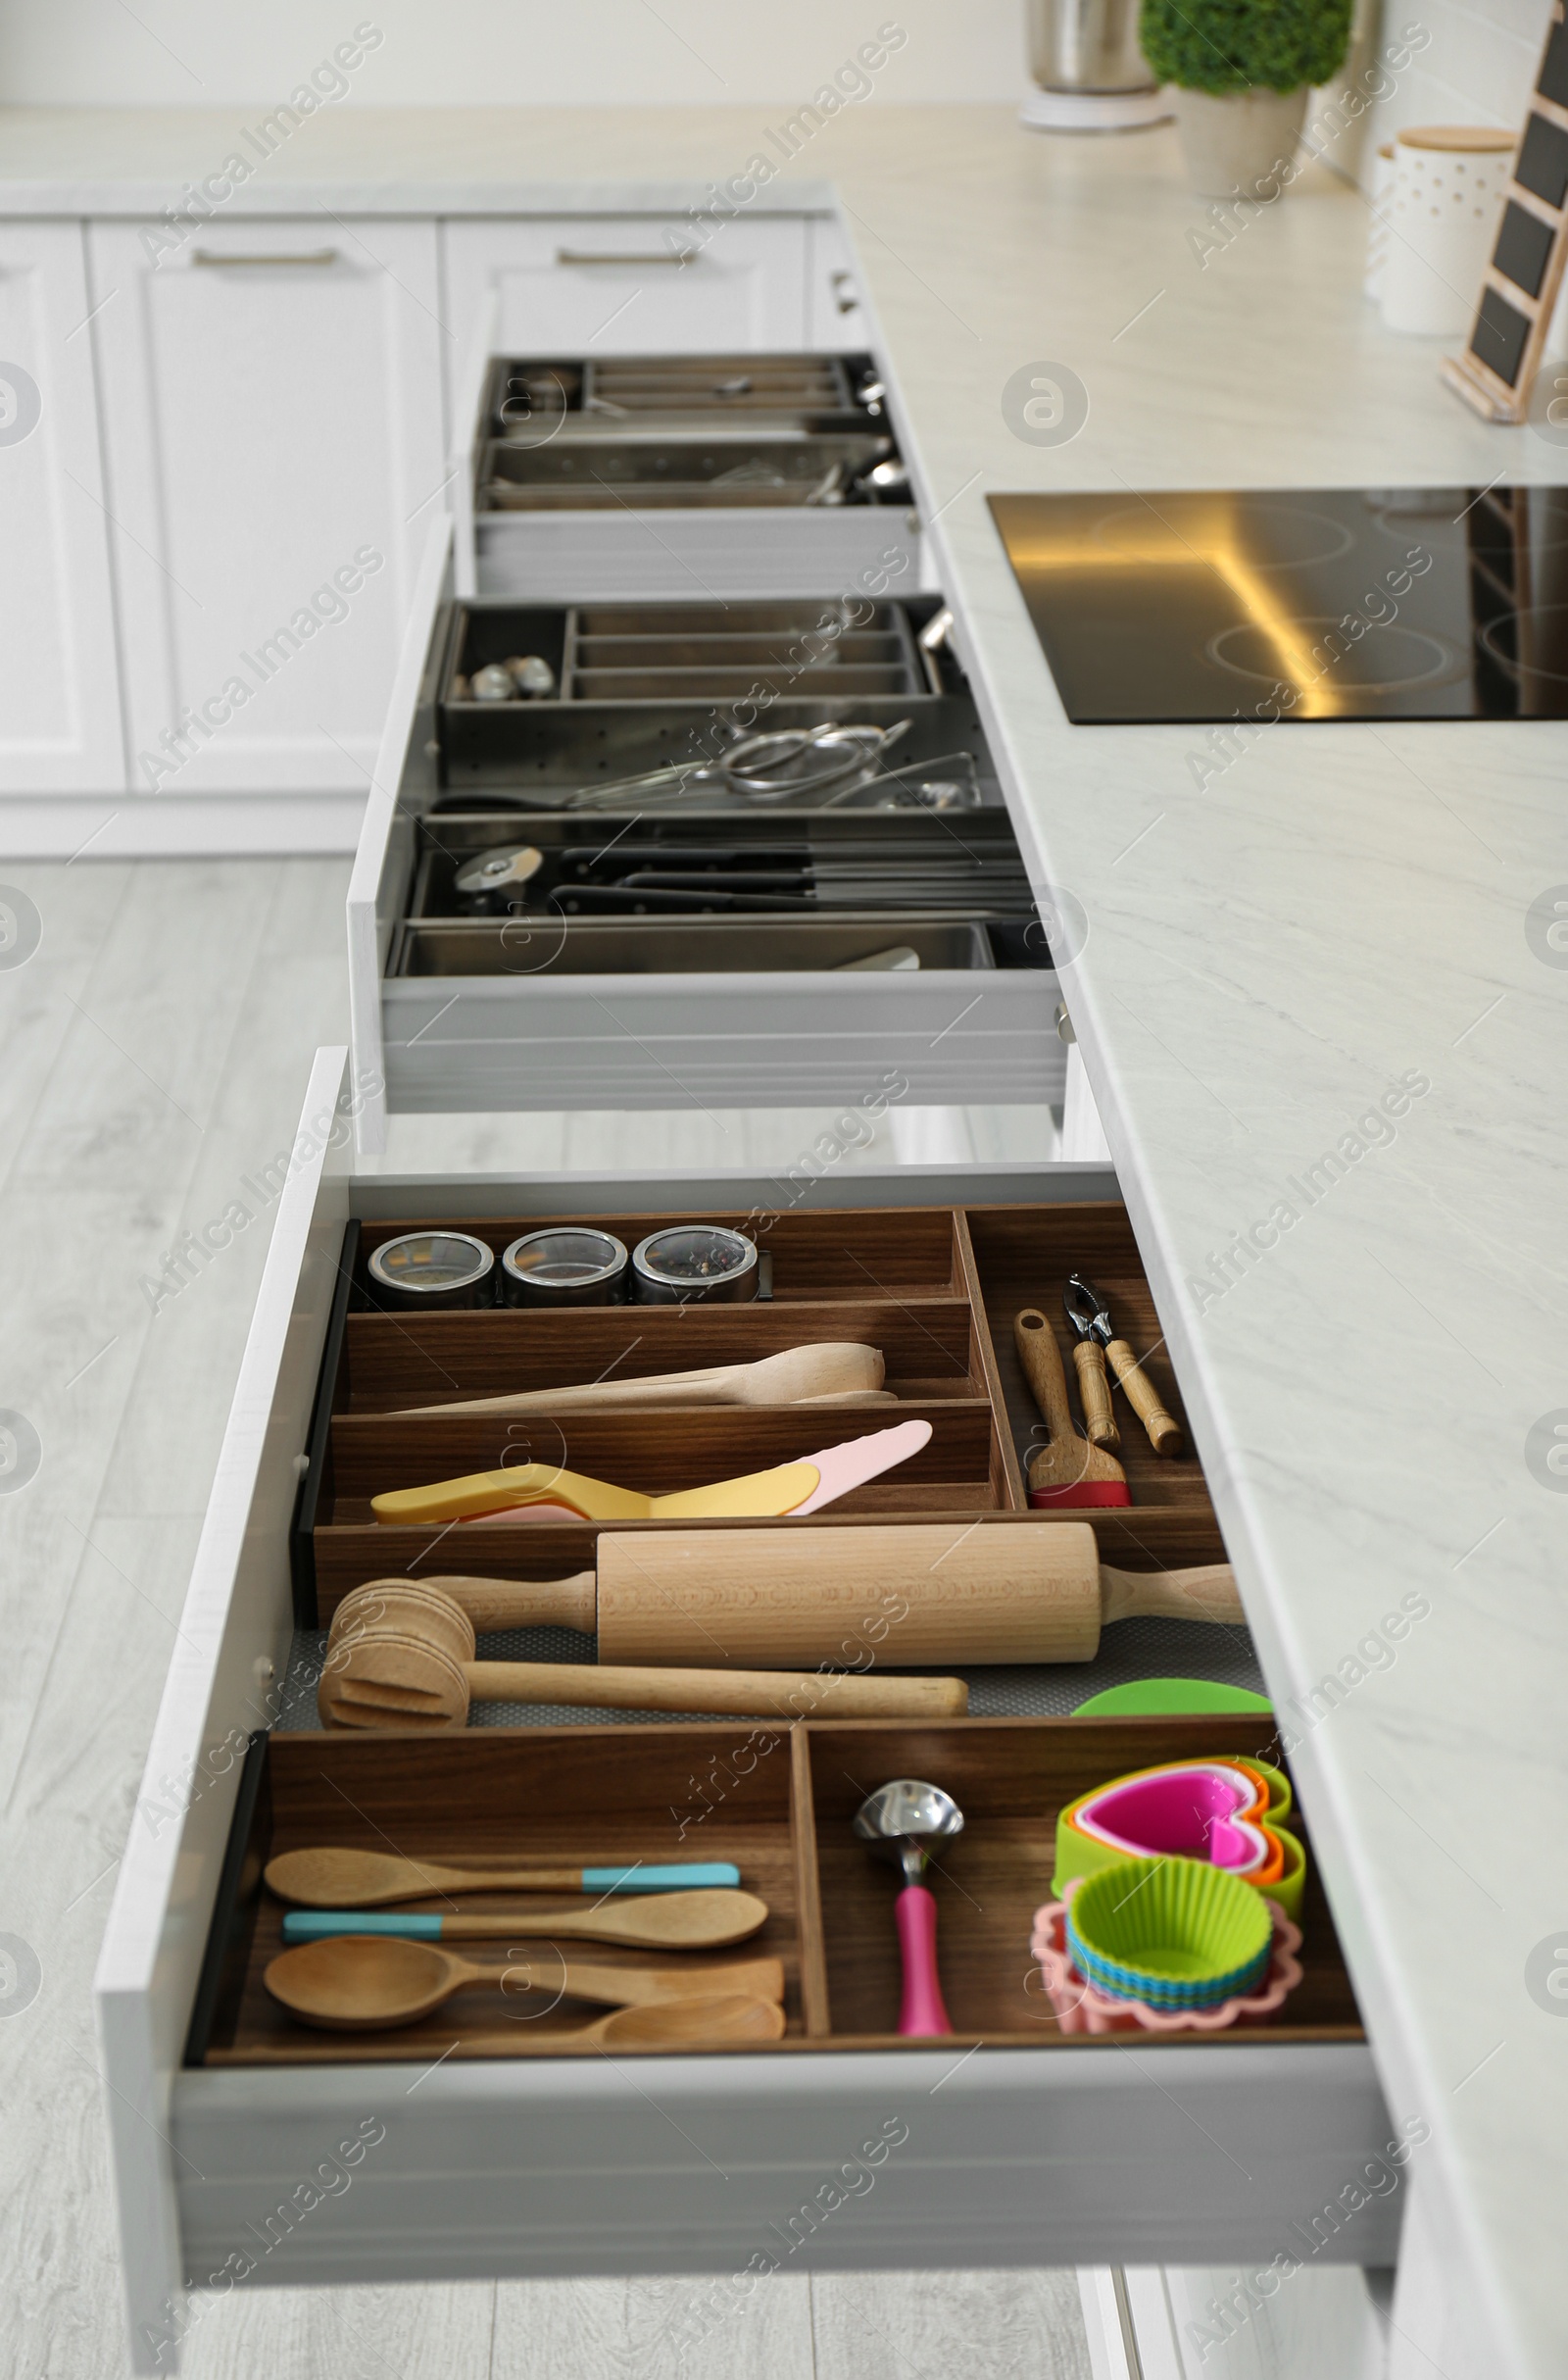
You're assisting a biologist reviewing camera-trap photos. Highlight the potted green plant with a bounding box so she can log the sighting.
[1140,0,1352,198]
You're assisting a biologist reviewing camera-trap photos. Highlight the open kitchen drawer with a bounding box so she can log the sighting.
[348,521,1064,1151]
[97,1049,1395,2373]
[447,299,925,604]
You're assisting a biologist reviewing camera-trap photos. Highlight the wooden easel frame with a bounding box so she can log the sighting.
[1443,3,1568,423]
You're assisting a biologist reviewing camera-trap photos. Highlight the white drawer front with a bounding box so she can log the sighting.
[442,218,811,397]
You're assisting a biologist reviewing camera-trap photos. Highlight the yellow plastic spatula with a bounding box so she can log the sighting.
[370,1459,821,1526]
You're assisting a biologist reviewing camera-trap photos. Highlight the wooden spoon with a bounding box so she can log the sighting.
[394,1342,889,1415]
[265,1937,786,2040]
[269,1937,784,2009]
[265,1845,738,1909]
[271,1885,770,1951]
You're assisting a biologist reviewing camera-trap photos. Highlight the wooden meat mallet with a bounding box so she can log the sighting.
[326,1518,1242,1683]
[318,1588,968,1729]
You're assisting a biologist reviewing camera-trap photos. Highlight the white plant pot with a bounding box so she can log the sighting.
[1174,86,1309,199]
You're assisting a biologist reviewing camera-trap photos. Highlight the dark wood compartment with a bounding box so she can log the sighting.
[193,1719,1361,2068]
[803,1716,1360,2047]
[301,1200,1224,1622]
[964,1205,1213,1514]
[198,1727,809,2067]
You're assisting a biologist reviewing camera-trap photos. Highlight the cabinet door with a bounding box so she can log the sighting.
[441,216,809,421]
[807,215,870,351]
[88,220,445,796]
[0,223,125,794]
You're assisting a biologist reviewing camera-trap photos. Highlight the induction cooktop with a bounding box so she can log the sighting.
[989,486,1568,721]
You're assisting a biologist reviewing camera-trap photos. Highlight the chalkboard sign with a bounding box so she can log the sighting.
[1443,2,1568,423]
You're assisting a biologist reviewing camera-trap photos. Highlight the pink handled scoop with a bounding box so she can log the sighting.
[854,1778,964,2037]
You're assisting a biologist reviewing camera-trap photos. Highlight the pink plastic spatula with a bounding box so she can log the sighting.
[788,1418,932,1514]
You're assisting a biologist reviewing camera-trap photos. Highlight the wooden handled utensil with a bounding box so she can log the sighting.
[278,1887,768,1952]
[263,1847,740,1907]
[1012,1310,1129,1508]
[330,1519,1240,1673]
[1064,1272,1184,1457]
[318,1611,968,1730]
[1061,1277,1118,1450]
[395,1342,892,1415]
[270,1928,786,2008]
[264,1937,785,2040]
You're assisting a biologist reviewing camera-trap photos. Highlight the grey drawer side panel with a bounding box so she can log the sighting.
[172,2046,1398,2286]
[474,509,918,602]
[384,1046,1064,1110]
[380,977,1064,1111]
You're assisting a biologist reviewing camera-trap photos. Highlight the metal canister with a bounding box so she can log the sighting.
[366,1231,496,1309]
[501,1227,629,1307]
[630,1225,759,1306]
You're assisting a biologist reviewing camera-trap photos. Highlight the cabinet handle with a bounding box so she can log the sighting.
[554,248,697,268]
[190,248,338,268]
[831,268,860,314]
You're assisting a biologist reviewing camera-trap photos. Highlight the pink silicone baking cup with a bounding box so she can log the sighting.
[1030,1877,1303,2035]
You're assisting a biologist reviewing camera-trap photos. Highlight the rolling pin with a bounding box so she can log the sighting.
[329,1520,1241,1671]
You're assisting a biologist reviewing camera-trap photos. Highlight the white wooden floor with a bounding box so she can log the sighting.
[0,858,1084,2380]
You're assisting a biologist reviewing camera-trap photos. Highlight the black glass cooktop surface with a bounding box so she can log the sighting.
[990,486,1568,721]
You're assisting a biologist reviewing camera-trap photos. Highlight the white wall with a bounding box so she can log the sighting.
[1368,0,1553,142]
[2,0,1548,121]
[0,0,1029,106]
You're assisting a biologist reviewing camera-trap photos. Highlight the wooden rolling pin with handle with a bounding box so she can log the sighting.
[329,1520,1241,1675]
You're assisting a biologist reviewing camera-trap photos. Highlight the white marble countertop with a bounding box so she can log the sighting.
[8,103,1564,2377]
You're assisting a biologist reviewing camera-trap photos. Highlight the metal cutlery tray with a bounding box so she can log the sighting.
[482,432,901,512]
[485,350,873,432]
[389,916,1001,978]
[449,596,930,712]
[440,595,965,779]
[357,550,1061,1116]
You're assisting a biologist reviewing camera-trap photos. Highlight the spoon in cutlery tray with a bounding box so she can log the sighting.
[272,1888,770,1952]
[265,1936,785,2041]
[264,1846,741,1907]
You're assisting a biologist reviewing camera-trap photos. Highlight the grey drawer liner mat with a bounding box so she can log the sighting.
[276,1616,1267,1729]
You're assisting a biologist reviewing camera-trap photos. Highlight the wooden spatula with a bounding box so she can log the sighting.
[394,1342,891,1414]
[1013,1310,1130,1507]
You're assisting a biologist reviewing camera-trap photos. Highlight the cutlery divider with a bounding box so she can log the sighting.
[297,1200,1224,1625]
[190,1717,1361,2069]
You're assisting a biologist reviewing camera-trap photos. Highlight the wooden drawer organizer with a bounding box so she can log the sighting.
[296,1199,1222,1624]
[191,1715,1360,2069]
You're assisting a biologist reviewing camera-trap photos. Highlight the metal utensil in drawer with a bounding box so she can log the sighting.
[560,720,913,810]
[388,915,998,977]
[480,432,893,513]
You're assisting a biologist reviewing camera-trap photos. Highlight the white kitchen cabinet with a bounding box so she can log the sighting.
[86,219,446,797]
[440,216,811,422]
[808,214,869,351]
[0,221,125,795]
